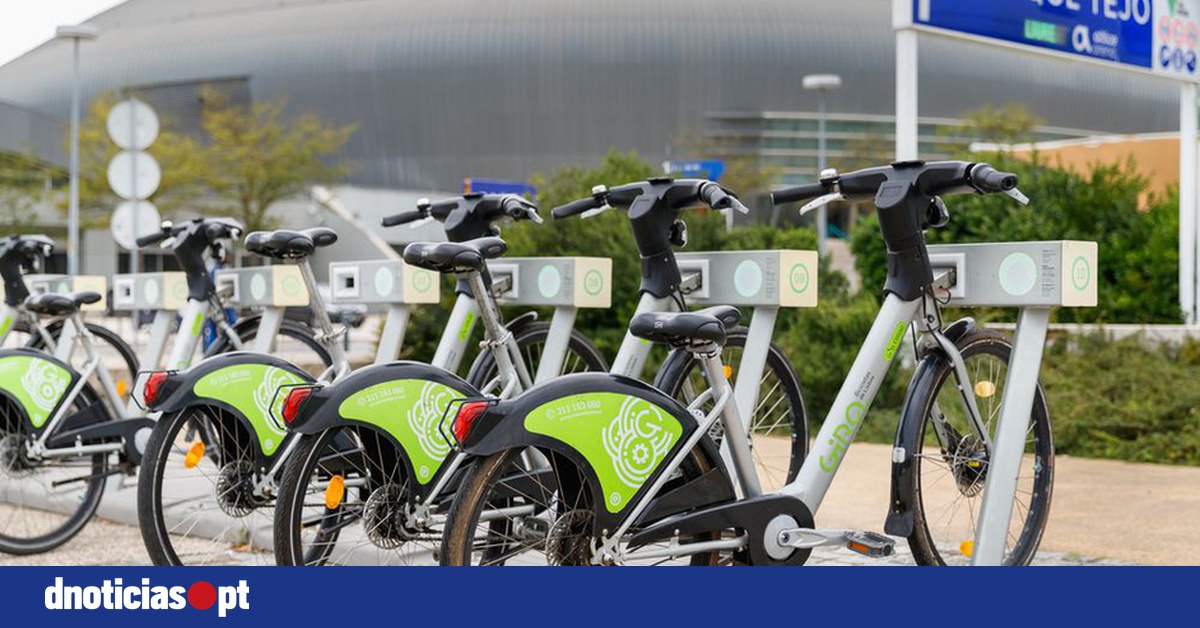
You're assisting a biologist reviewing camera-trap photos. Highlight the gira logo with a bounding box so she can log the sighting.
[1170,0,1179,16]
[45,577,250,617]
[819,401,866,472]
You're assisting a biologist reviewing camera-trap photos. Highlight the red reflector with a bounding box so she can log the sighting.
[282,387,315,424]
[142,372,170,407]
[452,401,489,443]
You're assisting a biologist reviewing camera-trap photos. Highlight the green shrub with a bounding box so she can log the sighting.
[1039,332,1200,465]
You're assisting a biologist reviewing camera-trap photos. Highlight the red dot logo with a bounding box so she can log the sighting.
[188,581,217,610]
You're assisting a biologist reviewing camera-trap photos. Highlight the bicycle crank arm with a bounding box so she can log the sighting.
[778,528,896,558]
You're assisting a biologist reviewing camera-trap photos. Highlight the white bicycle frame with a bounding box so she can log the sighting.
[607,240,1097,567]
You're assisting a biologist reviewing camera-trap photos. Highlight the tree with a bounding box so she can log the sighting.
[0,150,59,230]
[935,102,1044,154]
[165,86,356,232]
[75,87,356,233]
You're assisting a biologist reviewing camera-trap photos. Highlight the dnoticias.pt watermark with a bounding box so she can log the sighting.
[44,577,250,617]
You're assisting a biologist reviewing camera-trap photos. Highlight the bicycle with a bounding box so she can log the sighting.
[440,160,1056,566]
[272,193,609,566]
[0,235,139,410]
[130,217,332,376]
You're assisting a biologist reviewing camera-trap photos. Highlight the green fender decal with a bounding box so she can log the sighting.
[0,355,72,428]
[338,379,460,485]
[0,315,13,339]
[525,392,683,513]
[193,364,305,456]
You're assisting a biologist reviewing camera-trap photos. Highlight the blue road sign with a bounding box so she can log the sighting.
[911,0,1199,82]
[463,178,536,197]
[665,159,726,181]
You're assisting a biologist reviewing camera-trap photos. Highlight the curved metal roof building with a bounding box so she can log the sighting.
[0,0,1180,190]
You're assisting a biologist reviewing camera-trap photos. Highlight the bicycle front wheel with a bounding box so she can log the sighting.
[903,328,1054,566]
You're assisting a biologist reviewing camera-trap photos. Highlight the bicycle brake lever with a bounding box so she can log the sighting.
[580,205,611,219]
[799,192,846,215]
[161,237,178,249]
[1004,187,1030,206]
[408,216,435,230]
[524,207,544,224]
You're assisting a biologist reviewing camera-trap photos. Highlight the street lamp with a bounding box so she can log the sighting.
[803,73,841,257]
[55,23,99,277]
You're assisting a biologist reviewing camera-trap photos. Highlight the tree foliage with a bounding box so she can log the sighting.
[0,151,59,230]
[77,87,355,232]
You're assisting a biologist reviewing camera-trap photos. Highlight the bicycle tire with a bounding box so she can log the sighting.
[273,322,606,566]
[464,321,608,389]
[902,328,1054,566]
[0,384,108,555]
[25,319,140,409]
[654,327,808,491]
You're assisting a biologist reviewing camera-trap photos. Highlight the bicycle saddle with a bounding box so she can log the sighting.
[244,227,338,260]
[629,305,741,347]
[24,291,102,316]
[402,237,508,274]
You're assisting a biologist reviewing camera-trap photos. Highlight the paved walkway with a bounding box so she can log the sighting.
[2,440,1195,566]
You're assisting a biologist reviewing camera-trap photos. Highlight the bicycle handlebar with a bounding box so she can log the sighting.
[770,162,1019,207]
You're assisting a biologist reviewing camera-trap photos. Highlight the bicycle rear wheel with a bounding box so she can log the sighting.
[137,405,279,565]
[902,328,1053,566]
[0,386,108,555]
[25,319,140,412]
[465,321,607,390]
[654,328,807,492]
[208,318,333,378]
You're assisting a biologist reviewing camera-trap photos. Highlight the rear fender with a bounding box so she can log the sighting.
[0,348,84,436]
[459,372,733,535]
[287,360,481,498]
[152,352,313,460]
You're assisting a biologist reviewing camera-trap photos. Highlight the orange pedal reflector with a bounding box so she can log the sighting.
[184,441,205,469]
[960,540,975,557]
[723,365,733,380]
[326,475,345,509]
[974,380,996,398]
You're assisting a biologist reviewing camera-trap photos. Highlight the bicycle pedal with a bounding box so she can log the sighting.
[845,531,895,558]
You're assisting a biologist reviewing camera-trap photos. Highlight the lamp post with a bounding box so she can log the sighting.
[802,73,841,257]
[55,23,99,276]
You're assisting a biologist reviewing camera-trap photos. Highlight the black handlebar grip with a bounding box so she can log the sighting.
[699,183,734,210]
[970,165,1018,193]
[551,197,602,220]
[382,210,425,228]
[502,196,539,220]
[770,183,827,206]
[135,231,169,248]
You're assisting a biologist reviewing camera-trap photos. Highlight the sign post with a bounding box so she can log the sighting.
[895,0,1200,324]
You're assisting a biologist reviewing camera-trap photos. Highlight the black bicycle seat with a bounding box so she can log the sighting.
[244,227,338,260]
[629,305,741,347]
[24,291,102,317]
[402,237,508,274]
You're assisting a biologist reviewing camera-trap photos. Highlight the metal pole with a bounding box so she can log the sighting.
[129,98,140,276]
[1181,82,1198,325]
[971,307,1052,566]
[895,29,919,161]
[67,39,82,276]
[816,89,828,257]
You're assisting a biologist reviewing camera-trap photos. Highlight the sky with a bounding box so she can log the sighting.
[0,0,126,67]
